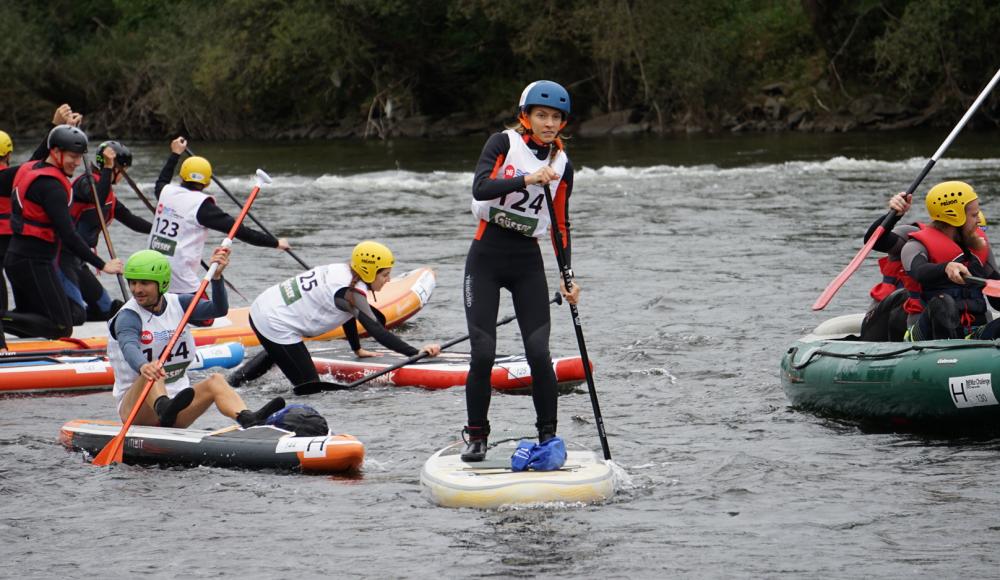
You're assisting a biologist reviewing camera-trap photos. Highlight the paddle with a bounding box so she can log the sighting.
[812,66,1000,311]
[963,276,1000,298]
[183,146,312,270]
[92,169,273,467]
[542,183,611,461]
[118,168,249,303]
[82,160,129,299]
[295,293,564,395]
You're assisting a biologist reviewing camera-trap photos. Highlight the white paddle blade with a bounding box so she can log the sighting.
[255,168,273,186]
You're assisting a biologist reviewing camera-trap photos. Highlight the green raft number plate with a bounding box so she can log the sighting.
[948,373,999,408]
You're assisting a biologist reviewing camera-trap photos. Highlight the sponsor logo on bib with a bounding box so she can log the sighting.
[488,208,537,236]
[504,165,516,179]
[149,235,177,256]
[141,330,153,345]
[279,278,303,305]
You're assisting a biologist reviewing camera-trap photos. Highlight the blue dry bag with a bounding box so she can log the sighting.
[265,404,329,436]
[510,437,567,472]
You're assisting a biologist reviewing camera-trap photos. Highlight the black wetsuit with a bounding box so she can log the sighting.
[0,138,51,315]
[464,132,574,437]
[234,291,407,390]
[5,161,109,337]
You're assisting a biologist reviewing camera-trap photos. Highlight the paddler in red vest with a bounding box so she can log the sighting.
[60,140,152,323]
[5,124,123,338]
[859,192,922,341]
[108,248,285,428]
[0,105,83,320]
[901,181,1000,341]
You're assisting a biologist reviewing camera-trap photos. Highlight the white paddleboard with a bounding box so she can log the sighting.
[420,440,614,508]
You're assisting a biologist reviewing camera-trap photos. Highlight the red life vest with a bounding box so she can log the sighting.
[0,188,10,236]
[869,256,906,302]
[904,224,991,317]
[70,171,118,225]
[11,161,72,243]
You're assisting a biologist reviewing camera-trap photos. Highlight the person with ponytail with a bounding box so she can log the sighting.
[231,241,441,391]
[460,80,581,462]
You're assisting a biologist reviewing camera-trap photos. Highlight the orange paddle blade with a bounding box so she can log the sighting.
[812,227,883,310]
[91,432,125,466]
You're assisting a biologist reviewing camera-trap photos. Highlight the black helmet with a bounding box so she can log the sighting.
[47,125,88,154]
[96,140,132,168]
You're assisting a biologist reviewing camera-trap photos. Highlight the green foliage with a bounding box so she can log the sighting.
[875,0,1000,108]
[0,0,996,137]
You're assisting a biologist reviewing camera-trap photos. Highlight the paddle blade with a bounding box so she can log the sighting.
[91,433,125,466]
[964,276,1000,298]
[812,227,883,311]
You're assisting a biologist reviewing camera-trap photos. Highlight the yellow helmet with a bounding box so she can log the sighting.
[979,211,987,227]
[179,156,212,185]
[351,240,394,283]
[925,181,978,227]
[0,130,12,157]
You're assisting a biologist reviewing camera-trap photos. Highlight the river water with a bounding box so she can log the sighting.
[3,130,1000,578]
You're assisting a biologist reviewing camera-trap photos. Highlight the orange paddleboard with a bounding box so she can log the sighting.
[7,267,436,354]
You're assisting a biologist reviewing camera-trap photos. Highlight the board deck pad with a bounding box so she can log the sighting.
[420,440,614,508]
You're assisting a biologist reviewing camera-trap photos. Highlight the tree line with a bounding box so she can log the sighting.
[2,0,997,139]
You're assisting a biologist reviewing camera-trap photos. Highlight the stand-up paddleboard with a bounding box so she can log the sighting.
[0,342,245,396]
[313,351,590,392]
[60,420,364,473]
[6,267,436,354]
[420,440,614,508]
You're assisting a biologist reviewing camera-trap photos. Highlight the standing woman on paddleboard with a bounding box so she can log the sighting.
[231,240,441,393]
[460,80,581,462]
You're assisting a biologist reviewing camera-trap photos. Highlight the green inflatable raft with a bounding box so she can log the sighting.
[780,313,1000,432]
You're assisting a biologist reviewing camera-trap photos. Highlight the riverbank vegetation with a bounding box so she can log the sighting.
[3,0,998,139]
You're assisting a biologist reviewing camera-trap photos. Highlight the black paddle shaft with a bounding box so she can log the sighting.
[183,147,312,271]
[542,183,611,461]
[298,293,564,395]
[82,161,130,299]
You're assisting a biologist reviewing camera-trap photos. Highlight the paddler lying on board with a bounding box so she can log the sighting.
[900,181,1000,341]
[229,240,441,393]
[108,249,284,428]
[860,190,990,342]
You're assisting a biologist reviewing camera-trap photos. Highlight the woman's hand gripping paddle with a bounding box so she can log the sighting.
[92,169,273,467]
[294,293,564,395]
[542,184,611,461]
[812,66,1000,311]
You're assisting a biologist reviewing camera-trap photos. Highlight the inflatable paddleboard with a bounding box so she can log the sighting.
[420,440,614,508]
[0,342,245,396]
[60,420,364,473]
[313,351,591,392]
[7,267,436,353]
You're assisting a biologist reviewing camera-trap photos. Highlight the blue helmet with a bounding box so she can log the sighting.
[518,80,571,117]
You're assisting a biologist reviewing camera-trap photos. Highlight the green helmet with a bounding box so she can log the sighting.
[124,250,172,294]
